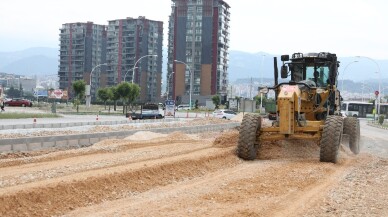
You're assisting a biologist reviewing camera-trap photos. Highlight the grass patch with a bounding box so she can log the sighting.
[0,113,61,119]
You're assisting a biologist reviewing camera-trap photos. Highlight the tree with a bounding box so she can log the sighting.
[6,86,21,98]
[127,83,140,104]
[117,82,131,114]
[97,87,112,109]
[253,95,268,107]
[195,99,199,109]
[72,80,86,112]
[212,95,220,109]
[117,82,141,114]
[19,83,24,97]
[110,86,120,111]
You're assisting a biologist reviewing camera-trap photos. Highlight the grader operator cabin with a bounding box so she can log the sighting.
[237,52,360,163]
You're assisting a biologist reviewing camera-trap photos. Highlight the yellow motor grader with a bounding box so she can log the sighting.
[237,52,360,163]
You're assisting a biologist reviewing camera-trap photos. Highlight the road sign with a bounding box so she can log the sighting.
[165,100,175,117]
[375,90,379,96]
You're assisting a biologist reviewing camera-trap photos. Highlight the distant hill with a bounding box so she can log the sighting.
[228,50,388,83]
[1,47,387,88]
[0,47,58,75]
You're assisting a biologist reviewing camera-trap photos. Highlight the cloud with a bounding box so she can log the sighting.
[0,0,387,59]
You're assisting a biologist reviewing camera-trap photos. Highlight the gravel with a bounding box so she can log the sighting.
[0,118,237,139]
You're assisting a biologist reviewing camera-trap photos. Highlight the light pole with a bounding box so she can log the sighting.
[361,82,373,102]
[259,55,266,112]
[174,60,192,109]
[123,67,138,82]
[132,54,157,84]
[356,56,381,115]
[87,63,107,107]
[382,86,388,103]
[341,61,358,94]
[167,72,175,100]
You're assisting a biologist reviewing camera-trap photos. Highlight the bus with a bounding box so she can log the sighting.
[341,101,388,118]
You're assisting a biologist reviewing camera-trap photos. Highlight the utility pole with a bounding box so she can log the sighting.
[260,55,266,112]
[249,77,253,99]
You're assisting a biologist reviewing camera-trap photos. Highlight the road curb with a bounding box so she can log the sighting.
[0,118,179,130]
[367,123,388,130]
[0,122,240,153]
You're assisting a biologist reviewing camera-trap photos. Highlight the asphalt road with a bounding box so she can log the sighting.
[360,119,388,158]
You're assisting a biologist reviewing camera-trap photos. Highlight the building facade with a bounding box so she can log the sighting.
[58,22,107,99]
[106,16,163,103]
[167,0,230,104]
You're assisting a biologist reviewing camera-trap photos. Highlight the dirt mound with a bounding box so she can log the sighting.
[90,125,114,132]
[0,150,54,160]
[257,140,320,160]
[124,131,168,141]
[230,112,244,122]
[0,148,238,217]
[166,131,196,141]
[212,130,239,148]
[191,117,234,124]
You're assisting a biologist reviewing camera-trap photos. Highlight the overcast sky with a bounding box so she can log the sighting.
[0,0,387,60]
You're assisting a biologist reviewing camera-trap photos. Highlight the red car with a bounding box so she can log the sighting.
[4,98,33,107]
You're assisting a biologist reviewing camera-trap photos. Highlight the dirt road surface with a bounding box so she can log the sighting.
[0,119,387,217]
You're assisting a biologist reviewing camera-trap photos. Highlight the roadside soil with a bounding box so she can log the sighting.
[0,118,387,216]
[0,117,235,139]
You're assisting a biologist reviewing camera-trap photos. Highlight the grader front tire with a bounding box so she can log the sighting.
[343,117,360,154]
[320,116,343,163]
[237,113,261,160]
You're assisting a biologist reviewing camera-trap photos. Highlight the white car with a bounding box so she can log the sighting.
[212,109,237,120]
[176,104,191,111]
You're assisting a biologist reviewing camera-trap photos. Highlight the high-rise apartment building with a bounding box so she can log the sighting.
[58,22,107,99]
[167,0,230,103]
[106,16,163,102]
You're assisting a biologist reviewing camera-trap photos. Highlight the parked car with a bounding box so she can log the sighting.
[4,98,32,107]
[212,109,237,120]
[176,104,191,111]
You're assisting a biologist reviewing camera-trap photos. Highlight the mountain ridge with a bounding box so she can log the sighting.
[1,47,387,84]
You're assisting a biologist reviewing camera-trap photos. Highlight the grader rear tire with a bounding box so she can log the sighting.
[320,116,343,163]
[237,113,261,160]
[343,117,360,154]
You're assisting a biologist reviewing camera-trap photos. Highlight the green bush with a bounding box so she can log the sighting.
[0,113,61,119]
[378,115,385,125]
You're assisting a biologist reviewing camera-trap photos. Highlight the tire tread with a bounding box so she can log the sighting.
[237,114,261,160]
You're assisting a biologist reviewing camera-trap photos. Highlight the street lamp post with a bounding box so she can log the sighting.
[132,54,158,84]
[87,63,107,107]
[259,55,266,112]
[123,67,138,82]
[341,61,358,93]
[356,56,381,116]
[361,82,373,102]
[382,86,388,103]
[174,60,192,109]
[167,72,175,100]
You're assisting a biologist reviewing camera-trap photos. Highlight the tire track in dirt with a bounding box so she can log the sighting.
[0,132,199,168]
[0,140,209,188]
[66,158,357,217]
[0,141,240,217]
[0,129,368,217]
[65,135,359,217]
